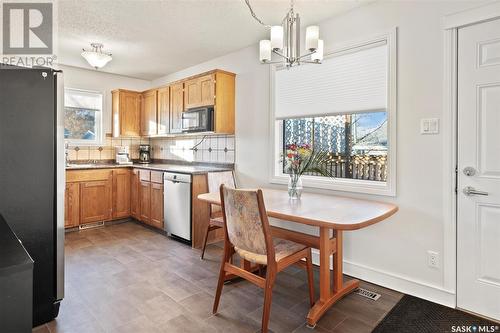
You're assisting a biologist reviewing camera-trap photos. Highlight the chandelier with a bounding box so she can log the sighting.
[245,0,324,67]
[81,43,112,69]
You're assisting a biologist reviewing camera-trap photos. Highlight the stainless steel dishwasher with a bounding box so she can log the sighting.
[163,172,192,243]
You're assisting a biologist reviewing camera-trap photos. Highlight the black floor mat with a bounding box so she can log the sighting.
[373,295,499,333]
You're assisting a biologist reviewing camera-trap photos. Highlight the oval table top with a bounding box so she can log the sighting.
[198,188,398,230]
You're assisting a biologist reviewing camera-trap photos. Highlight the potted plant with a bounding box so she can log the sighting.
[283,143,334,199]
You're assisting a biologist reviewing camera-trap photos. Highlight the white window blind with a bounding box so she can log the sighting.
[274,42,388,119]
[64,89,102,111]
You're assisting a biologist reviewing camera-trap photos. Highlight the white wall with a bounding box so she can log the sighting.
[59,65,151,139]
[151,1,491,307]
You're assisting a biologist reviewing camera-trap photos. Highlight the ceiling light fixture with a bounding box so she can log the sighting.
[245,0,324,67]
[81,43,112,69]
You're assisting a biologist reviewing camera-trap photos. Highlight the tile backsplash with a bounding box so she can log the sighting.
[66,135,235,164]
[66,137,151,161]
[151,135,235,164]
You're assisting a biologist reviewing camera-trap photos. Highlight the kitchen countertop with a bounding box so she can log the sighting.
[65,162,233,175]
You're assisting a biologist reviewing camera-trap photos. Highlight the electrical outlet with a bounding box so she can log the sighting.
[428,251,439,268]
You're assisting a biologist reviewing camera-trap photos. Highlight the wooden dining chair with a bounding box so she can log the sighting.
[200,171,236,259]
[213,185,315,333]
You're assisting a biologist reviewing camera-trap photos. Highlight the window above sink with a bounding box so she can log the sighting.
[64,88,103,146]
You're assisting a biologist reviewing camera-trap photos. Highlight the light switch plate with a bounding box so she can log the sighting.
[421,118,439,134]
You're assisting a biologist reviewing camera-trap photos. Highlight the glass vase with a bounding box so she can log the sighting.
[288,174,303,200]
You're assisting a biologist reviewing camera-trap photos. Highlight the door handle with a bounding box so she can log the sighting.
[463,186,489,196]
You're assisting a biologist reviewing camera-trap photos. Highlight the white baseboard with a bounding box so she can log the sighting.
[311,249,457,308]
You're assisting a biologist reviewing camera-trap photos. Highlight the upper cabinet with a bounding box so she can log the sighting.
[170,82,184,133]
[112,89,141,137]
[111,69,235,137]
[213,70,236,134]
[157,87,170,135]
[141,89,158,136]
[184,73,215,109]
[183,70,235,134]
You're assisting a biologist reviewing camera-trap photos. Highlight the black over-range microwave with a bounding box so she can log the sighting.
[182,107,214,133]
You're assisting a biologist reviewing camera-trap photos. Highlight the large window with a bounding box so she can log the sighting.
[64,88,103,144]
[272,32,396,196]
[283,112,387,182]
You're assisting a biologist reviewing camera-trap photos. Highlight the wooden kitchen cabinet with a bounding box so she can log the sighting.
[112,69,235,136]
[169,82,184,133]
[139,180,151,223]
[65,168,163,229]
[178,70,235,134]
[65,182,80,228]
[184,74,215,109]
[213,70,236,134]
[150,183,164,229]
[112,169,130,219]
[157,86,170,135]
[80,178,112,224]
[66,168,223,246]
[134,170,163,229]
[112,89,142,137]
[141,89,158,136]
[139,169,151,182]
[131,169,139,219]
[66,169,113,228]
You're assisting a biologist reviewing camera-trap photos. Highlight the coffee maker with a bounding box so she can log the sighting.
[139,144,151,164]
[115,146,133,165]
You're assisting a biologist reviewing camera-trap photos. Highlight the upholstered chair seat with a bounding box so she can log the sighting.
[235,238,306,265]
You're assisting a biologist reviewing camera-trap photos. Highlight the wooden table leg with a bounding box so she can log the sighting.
[333,230,343,292]
[319,227,331,300]
[307,228,360,327]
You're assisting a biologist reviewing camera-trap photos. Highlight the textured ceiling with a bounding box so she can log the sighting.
[58,0,369,80]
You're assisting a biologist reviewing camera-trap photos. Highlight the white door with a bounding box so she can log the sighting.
[457,18,500,321]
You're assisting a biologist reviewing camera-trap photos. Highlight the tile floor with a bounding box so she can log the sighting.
[33,221,403,333]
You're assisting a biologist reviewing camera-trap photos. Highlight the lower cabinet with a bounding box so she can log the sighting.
[139,180,151,223]
[65,168,163,231]
[150,182,164,229]
[65,182,80,228]
[131,169,139,219]
[65,169,118,228]
[113,169,131,219]
[80,179,113,224]
[135,170,164,230]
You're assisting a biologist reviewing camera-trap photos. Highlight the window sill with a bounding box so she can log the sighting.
[270,174,396,197]
[65,140,104,147]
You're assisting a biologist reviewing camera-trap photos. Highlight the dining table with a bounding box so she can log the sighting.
[197,188,398,327]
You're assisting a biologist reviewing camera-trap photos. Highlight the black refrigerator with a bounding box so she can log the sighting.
[0,65,65,327]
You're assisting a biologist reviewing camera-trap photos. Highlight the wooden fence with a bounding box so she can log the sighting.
[305,154,387,182]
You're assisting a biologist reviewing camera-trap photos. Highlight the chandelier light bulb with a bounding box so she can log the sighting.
[311,39,324,62]
[270,25,284,50]
[305,26,320,51]
[259,40,272,62]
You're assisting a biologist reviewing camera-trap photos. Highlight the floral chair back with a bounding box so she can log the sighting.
[221,186,269,256]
